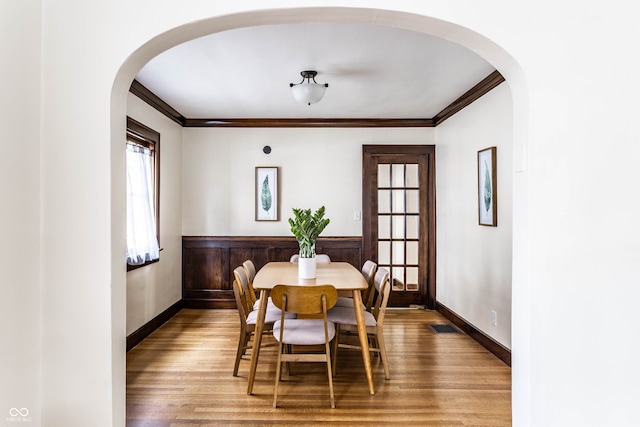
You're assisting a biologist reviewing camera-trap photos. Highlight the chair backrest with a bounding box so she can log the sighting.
[271,284,338,315]
[242,259,258,301]
[370,268,391,324]
[242,259,256,283]
[232,279,250,324]
[290,253,331,263]
[361,260,377,310]
[233,266,255,312]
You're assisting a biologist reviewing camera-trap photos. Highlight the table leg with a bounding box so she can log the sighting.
[247,290,269,394]
[352,290,376,395]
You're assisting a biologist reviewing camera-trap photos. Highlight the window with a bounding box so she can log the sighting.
[126,117,160,270]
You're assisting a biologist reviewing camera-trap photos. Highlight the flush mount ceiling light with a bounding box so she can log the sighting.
[289,70,328,105]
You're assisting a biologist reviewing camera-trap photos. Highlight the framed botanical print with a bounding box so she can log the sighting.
[478,147,497,226]
[255,166,278,221]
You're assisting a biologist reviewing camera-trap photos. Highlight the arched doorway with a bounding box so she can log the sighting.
[112,7,528,424]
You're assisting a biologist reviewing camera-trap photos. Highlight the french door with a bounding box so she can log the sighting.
[362,145,436,308]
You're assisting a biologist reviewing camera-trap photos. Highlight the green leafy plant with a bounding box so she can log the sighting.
[261,175,272,214]
[288,206,330,258]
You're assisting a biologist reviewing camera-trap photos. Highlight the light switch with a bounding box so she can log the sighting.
[354,211,361,221]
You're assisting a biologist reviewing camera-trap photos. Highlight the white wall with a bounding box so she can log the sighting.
[125,94,183,335]
[2,2,637,427]
[436,82,513,348]
[182,127,434,236]
[0,1,42,425]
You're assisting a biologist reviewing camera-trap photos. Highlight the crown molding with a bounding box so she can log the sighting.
[130,70,503,128]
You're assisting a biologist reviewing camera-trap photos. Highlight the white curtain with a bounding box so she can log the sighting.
[126,142,160,265]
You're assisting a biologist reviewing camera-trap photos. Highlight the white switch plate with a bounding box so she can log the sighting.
[354,211,361,221]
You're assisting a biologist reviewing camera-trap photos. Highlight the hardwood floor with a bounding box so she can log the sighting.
[126,308,511,426]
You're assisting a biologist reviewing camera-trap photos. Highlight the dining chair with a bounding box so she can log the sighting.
[328,267,391,380]
[231,279,277,376]
[232,267,294,376]
[271,284,338,408]
[335,259,377,309]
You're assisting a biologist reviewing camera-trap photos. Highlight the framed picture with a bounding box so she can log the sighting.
[478,147,497,226]
[255,166,278,221]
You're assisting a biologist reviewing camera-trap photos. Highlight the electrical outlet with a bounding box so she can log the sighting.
[491,310,497,327]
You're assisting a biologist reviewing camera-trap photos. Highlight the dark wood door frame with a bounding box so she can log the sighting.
[362,145,436,309]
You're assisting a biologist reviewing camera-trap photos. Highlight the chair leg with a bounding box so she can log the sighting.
[331,326,341,377]
[273,341,284,408]
[233,328,250,376]
[376,330,390,380]
[325,340,336,409]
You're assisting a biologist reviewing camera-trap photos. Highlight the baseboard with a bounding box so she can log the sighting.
[126,300,184,352]
[435,302,511,367]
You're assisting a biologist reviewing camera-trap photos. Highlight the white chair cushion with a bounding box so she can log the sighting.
[273,319,336,345]
[253,296,277,311]
[247,305,295,325]
[327,306,377,327]
[334,296,365,309]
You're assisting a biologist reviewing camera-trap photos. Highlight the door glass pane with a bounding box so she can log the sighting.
[406,267,419,291]
[378,241,390,264]
[406,189,419,213]
[378,190,390,213]
[378,216,390,239]
[407,216,419,239]
[392,216,404,239]
[406,241,419,264]
[378,164,390,187]
[392,241,405,264]
[392,267,405,290]
[391,164,404,187]
[406,164,419,187]
[392,190,404,213]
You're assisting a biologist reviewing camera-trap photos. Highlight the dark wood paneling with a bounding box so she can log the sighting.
[182,236,363,308]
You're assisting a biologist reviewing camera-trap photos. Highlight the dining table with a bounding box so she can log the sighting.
[247,261,376,395]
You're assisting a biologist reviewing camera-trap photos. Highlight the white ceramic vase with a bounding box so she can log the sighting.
[298,256,317,279]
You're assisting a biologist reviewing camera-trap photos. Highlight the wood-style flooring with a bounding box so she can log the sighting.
[126,308,511,426]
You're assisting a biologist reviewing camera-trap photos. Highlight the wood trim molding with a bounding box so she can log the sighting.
[436,301,511,367]
[432,70,505,126]
[183,118,435,128]
[129,80,185,126]
[126,300,183,351]
[129,71,503,128]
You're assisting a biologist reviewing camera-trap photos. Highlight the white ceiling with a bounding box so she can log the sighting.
[135,23,495,120]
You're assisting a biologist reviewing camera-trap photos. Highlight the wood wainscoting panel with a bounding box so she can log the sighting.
[182,236,363,308]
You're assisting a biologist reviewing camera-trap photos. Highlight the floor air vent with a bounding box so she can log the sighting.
[429,324,459,334]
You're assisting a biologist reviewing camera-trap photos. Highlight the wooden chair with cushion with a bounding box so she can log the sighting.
[271,284,338,408]
[328,267,391,380]
[335,259,377,310]
[232,266,294,376]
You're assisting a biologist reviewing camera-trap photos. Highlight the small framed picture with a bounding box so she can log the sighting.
[255,167,278,221]
[478,147,497,226]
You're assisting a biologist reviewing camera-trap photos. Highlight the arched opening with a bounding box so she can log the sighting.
[111,6,528,423]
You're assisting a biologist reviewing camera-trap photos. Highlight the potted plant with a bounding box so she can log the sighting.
[288,206,330,278]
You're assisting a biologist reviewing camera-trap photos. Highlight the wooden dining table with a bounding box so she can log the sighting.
[247,261,376,395]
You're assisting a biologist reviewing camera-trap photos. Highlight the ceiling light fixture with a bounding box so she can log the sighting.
[289,70,328,105]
